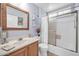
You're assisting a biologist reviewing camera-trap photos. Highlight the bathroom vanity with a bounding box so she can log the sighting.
[0,3,39,56]
[8,41,38,56]
[0,37,39,56]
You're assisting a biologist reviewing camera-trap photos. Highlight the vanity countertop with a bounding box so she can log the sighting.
[0,37,39,56]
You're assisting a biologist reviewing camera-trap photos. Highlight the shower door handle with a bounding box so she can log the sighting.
[74,20,76,28]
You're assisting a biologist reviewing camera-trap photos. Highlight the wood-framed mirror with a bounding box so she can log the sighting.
[0,3,29,30]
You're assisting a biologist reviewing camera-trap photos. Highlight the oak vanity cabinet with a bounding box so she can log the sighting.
[0,3,29,30]
[28,41,38,56]
[8,41,38,56]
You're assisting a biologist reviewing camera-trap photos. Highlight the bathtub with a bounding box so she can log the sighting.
[48,44,79,56]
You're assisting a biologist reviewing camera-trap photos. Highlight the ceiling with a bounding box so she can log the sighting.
[34,3,72,12]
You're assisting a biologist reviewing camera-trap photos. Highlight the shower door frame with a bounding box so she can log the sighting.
[48,11,78,53]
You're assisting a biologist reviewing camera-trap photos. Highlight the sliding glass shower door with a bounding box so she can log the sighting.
[48,11,78,52]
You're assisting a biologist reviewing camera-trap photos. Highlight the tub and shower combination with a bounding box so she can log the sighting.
[48,11,79,56]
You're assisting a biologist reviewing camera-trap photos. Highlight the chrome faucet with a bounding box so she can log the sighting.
[0,27,8,44]
[1,31,8,44]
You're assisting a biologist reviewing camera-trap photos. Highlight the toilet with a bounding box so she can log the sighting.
[39,43,48,56]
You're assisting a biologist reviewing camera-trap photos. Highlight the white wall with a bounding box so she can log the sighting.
[38,7,48,44]
[41,16,48,43]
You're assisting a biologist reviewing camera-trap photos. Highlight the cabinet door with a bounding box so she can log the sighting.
[28,42,38,56]
[9,48,25,56]
[25,47,28,56]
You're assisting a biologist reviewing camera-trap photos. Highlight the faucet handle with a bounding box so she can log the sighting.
[18,38,23,41]
[6,32,8,38]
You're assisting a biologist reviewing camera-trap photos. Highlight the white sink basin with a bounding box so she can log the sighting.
[13,39,27,45]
